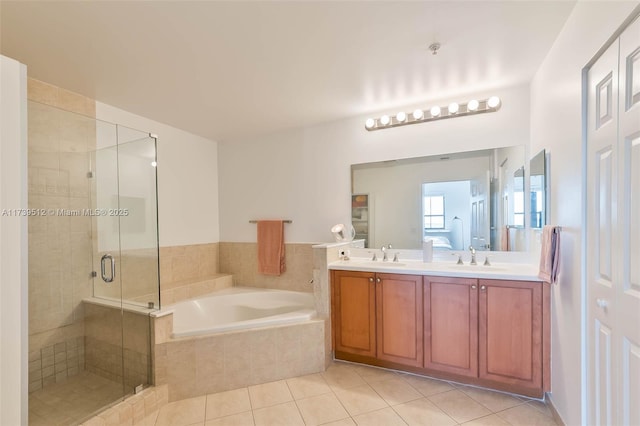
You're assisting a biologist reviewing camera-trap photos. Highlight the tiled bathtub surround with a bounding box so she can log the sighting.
[219,242,315,293]
[159,243,229,304]
[153,317,326,401]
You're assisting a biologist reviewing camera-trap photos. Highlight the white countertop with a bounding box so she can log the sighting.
[328,258,541,281]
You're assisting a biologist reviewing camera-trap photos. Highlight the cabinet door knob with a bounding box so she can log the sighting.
[376,277,381,283]
[480,285,486,291]
[471,285,477,289]
[369,277,374,283]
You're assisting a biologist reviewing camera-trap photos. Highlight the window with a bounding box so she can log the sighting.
[424,195,445,229]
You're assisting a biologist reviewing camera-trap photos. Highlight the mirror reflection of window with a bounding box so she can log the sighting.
[423,195,445,229]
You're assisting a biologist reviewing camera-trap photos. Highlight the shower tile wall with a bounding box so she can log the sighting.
[219,243,314,293]
[27,78,97,392]
[84,303,150,390]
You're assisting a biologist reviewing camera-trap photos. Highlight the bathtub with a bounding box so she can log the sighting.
[155,287,316,338]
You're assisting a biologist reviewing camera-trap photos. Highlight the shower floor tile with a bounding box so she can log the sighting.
[29,371,124,426]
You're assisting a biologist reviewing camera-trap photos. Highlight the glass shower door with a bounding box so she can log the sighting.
[113,131,159,392]
[83,123,129,415]
[89,124,159,398]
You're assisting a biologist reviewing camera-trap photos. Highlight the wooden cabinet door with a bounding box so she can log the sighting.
[333,270,376,357]
[375,273,423,367]
[424,276,479,377]
[479,279,542,389]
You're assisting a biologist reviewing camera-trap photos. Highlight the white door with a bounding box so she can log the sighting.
[587,15,640,426]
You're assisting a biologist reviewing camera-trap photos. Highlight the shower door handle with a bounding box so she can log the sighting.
[101,254,115,283]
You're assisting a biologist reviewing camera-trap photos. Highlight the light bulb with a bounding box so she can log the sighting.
[412,109,424,120]
[430,106,441,117]
[365,118,375,129]
[467,99,479,111]
[396,111,407,122]
[380,115,390,125]
[487,96,501,108]
[448,102,459,114]
[151,161,157,167]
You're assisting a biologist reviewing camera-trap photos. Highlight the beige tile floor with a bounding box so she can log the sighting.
[29,371,125,426]
[146,361,560,426]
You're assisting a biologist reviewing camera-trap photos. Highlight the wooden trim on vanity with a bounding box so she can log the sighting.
[329,270,336,352]
[543,281,551,392]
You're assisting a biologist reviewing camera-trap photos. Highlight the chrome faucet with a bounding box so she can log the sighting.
[469,246,477,265]
[381,244,392,261]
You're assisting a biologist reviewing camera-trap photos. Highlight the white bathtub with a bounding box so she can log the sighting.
[155,287,316,338]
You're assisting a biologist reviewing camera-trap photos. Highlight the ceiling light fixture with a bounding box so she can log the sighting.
[365,118,376,129]
[487,96,501,108]
[364,97,501,131]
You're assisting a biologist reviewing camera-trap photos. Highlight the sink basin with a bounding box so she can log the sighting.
[443,264,508,272]
[352,261,407,267]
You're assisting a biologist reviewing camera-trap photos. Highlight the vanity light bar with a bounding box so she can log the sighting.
[364,96,501,131]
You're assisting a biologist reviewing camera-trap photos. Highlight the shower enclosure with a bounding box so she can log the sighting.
[27,100,160,425]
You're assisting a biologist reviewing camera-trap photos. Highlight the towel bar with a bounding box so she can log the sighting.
[249,220,292,224]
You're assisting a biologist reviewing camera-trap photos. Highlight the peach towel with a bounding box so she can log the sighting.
[257,220,285,276]
[538,225,560,284]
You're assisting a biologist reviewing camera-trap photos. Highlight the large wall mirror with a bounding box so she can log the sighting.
[351,145,527,251]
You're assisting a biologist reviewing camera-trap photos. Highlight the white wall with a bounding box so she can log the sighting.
[529,2,639,425]
[0,55,28,426]
[219,84,530,243]
[95,102,220,247]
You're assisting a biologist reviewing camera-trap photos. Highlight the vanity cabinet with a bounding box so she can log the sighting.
[332,271,423,367]
[424,276,478,378]
[332,270,376,357]
[375,273,423,367]
[331,269,550,398]
[478,279,543,390]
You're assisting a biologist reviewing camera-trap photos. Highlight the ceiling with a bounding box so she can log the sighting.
[0,1,575,142]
